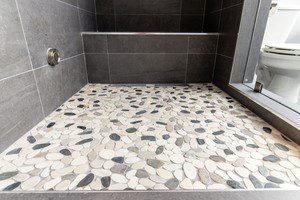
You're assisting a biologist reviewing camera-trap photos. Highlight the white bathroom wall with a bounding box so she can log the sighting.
[262,0,300,45]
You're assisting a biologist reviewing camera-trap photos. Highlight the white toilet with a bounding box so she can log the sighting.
[256,0,300,104]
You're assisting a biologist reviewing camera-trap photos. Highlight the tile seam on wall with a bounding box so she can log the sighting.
[211,35,220,82]
[106,35,112,83]
[14,0,45,117]
[0,53,85,83]
[94,0,98,31]
[206,1,243,15]
[216,53,234,59]
[184,36,190,84]
[77,4,89,85]
[202,0,207,31]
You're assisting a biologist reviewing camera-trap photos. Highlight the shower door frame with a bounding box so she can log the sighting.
[226,0,300,144]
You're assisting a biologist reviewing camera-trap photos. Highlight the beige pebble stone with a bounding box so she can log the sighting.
[44,177,62,190]
[157,168,173,179]
[234,167,250,178]
[21,176,41,190]
[193,181,206,189]
[180,178,193,189]
[55,180,71,190]
[139,178,155,188]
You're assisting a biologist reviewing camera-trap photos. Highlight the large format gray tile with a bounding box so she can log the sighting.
[181,0,206,14]
[83,34,108,53]
[0,0,31,80]
[85,54,110,83]
[186,54,215,83]
[95,0,114,14]
[78,0,96,13]
[116,15,180,32]
[109,53,187,84]
[107,35,188,53]
[35,55,87,116]
[114,0,181,14]
[0,72,43,152]
[205,0,223,14]
[34,65,63,116]
[188,35,218,54]
[61,54,88,102]
[79,10,97,31]
[213,54,233,88]
[17,0,83,68]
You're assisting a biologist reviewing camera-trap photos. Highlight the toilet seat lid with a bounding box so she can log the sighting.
[263,43,300,56]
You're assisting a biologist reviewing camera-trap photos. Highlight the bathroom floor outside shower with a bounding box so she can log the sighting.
[0,84,299,191]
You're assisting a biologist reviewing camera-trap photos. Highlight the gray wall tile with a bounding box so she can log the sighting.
[0,0,31,80]
[109,54,187,84]
[78,0,96,12]
[186,54,215,83]
[181,0,206,15]
[189,35,218,54]
[34,65,63,116]
[114,0,181,14]
[16,0,83,69]
[116,15,181,32]
[79,10,97,32]
[85,54,110,83]
[107,35,188,53]
[83,33,217,84]
[61,55,88,101]
[0,0,93,151]
[0,72,44,152]
[83,34,108,53]
[96,0,205,32]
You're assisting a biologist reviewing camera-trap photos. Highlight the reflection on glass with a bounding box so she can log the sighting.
[245,0,300,112]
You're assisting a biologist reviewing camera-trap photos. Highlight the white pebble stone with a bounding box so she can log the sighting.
[111,174,127,183]
[183,162,197,179]
[170,154,185,164]
[192,160,204,169]
[217,163,234,171]
[126,170,137,179]
[71,156,88,166]
[99,149,115,159]
[128,177,139,188]
[205,160,217,172]
[174,169,184,181]
[193,181,206,189]
[46,153,64,160]
[109,183,128,190]
[207,183,227,189]
[288,157,300,167]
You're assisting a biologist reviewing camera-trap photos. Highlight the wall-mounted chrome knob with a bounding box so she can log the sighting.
[47,48,60,66]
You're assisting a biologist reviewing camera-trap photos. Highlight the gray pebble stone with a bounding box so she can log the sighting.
[165,178,179,189]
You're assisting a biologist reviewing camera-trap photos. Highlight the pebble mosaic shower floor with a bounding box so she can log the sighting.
[0,84,300,191]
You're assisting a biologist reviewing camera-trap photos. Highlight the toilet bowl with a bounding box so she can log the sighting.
[257,43,300,103]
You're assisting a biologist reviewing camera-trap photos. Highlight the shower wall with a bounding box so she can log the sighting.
[0,0,96,152]
[95,0,206,32]
[83,33,218,84]
[204,0,244,89]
